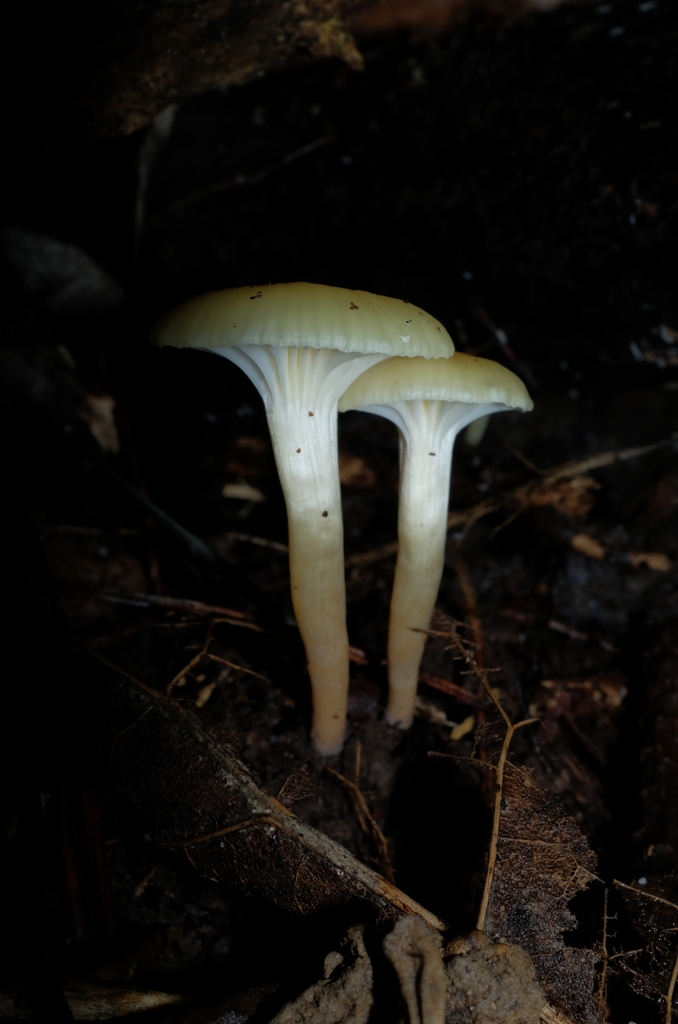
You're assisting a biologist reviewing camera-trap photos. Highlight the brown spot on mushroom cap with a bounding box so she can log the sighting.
[150,282,455,360]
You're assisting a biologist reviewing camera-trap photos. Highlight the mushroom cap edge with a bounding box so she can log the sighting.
[338,353,533,413]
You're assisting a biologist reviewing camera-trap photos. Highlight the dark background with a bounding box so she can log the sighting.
[1,0,677,1020]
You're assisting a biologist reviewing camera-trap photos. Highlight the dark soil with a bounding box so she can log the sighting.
[2,0,678,1021]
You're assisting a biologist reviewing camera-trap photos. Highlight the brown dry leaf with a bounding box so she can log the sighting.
[614,879,678,1012]
[300,15,365,69]
[349,645,370,665]
[84,647,443,930]
[450,715,475,742]
[221,481,267,502]
[0,985,187,1020]
[612,622,678,1012]
[484,764,600,1024]
[626,550,672,572]
[80,393,120,454]
[569,534,605,560]
[641,472,678,523]
[277,761,321,808]
[87,0,366,134]
[530,476,600,517]
[637,622,678,875]
[531,674,627,770]
[446,439,670,535]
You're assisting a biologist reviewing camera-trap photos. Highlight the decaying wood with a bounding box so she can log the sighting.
[76,0,366,135]
[81,645,444,931]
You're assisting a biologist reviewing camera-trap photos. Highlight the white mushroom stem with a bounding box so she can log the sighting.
[217,344,386,755]
[360,398,502,728]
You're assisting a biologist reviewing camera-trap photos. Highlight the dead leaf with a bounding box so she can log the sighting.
[221,482,267,502]
[0,984,187,1020]
[450,715,475,742]
[83,646,444,930]
[626,551,672,572]
[235,435,269,453]
[277,761,321,808]
[636,621,678,874]
[641,472,678,523]
[80,394,120,454]
[301,16,365,70]
[530,476,600,517]
[349,645,369,665]
[614,879,678,1010]
[484,764,600,1024]
[569,534,605,560]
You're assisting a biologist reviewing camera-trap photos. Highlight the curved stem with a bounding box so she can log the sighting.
[361,400,500,728]
[272,405,348,754]
[217,344,385,754]
[387,419,456,726]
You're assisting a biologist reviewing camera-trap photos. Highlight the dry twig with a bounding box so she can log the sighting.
[326,741,395,884]
[164,623,266,694]
[597,888,611,1016]
[425,622,537,931]
[614,880,678,1019]
[96,590,262,630]
[667,950,678,1024]
[614,880,678,914]
[205,652,268,682]
[166,621,215,695]
[225,531,288,553]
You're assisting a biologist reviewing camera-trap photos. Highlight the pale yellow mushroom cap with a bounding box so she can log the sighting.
[151,282,455,360]
[338,353,533,413]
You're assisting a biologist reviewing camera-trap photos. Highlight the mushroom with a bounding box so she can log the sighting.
[338,352,532,729]
[151,282,454,754]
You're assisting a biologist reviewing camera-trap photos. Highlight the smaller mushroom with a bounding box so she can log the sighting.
[339,353,532,728]
[151,283,454,754]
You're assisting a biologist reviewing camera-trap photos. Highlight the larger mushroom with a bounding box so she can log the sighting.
[339,353,533,729]
[151,282,454,754]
